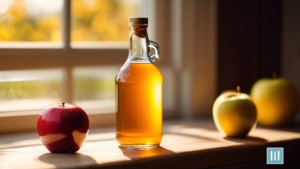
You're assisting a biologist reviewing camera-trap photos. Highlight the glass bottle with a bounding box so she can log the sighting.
[115,18,162,149]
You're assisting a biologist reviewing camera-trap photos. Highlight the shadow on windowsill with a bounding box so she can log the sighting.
[119,146,176,160]
[38,152,98,168]
[224,136,268,145]
[257,113,300,133]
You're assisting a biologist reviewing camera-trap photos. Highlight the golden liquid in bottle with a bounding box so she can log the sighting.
[116,63,163,149]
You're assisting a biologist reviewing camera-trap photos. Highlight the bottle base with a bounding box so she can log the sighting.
[119,143,159,149]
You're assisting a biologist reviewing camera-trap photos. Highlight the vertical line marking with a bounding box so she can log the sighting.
[271,151,272,161]
[274,152,276,160]
[278,151,280,160]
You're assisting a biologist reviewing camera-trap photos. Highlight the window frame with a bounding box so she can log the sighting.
[0,0,218,133]
[0,0,165,133]
[0,0,157,105]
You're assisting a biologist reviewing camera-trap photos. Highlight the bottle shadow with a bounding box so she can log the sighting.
[223,136,268,145]
[119,146,176,160]
[38,152,98,168]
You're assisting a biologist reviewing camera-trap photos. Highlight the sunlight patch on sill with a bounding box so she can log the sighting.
[0,98,60,112]
[0,99,115,117]
[0,42,64,49]
[70,41,128,49]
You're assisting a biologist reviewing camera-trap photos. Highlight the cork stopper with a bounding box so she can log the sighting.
[129,17,148,28]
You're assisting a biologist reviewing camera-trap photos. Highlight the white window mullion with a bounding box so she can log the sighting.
[63,0,71,50]
[62,0,73,103]
[63,66,73,104]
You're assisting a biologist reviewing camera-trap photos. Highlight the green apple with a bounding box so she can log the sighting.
[250,78,300,127]
[213,87,257,137]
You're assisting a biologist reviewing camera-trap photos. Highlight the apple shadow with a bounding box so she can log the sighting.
[119,146,176,160]
[256,114,300,133]
[38,152,98,168]
[223,136,267,145]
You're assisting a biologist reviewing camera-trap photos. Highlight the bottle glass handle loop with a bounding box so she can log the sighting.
[149,40,160,63]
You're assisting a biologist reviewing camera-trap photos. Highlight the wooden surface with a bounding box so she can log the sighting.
[1,118,300,169]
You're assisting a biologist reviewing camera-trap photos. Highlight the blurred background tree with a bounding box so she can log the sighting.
[0,0,140,42]
[0,0,62,41]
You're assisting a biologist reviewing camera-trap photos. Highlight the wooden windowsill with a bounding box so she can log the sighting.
[1,118,300,169]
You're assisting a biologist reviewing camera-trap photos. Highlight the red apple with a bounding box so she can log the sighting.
[37,103,89,153]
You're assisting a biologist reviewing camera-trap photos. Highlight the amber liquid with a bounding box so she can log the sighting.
[116,63,163,148]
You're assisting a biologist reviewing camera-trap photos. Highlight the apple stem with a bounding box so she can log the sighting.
[237,86,241,95]
[273,72,277,79]
[62,103,65,107]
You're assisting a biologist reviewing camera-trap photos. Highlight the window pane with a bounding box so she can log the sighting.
[73,67,119,110]
[71,0,145,42]
[0,69,63,112]
[0,0,63,43]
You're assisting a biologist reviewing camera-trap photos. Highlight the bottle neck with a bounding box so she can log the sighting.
[128,28,150,63]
